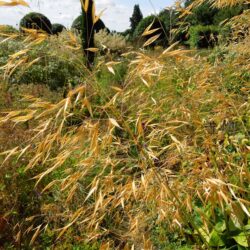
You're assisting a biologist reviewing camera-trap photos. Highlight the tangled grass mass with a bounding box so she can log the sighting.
[0,0,249,249]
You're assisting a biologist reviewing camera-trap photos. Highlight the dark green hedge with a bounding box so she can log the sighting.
[52,23,66,35]
[20,12,52,34]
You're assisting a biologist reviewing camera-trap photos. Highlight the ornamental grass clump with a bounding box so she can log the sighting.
[0,0,249,248]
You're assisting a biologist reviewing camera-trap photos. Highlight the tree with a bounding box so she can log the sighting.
[130,4,143,33]
[213,5,245,25]
[184,0,219,26]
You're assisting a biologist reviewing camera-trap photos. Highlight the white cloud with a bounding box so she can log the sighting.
[0,0,130,31]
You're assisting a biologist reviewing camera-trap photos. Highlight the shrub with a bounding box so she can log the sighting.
[188,25,220,48]
[185,0,219,26]
[95,19,110,33]
[52,23,66,35]
[20,12,52,34]
[213,5,244,25]
[0,34,83,90]
[95,30,127,53]
[121,28,132,38]
[133,15,167,47]
[0,25,18,34]
[71,15,108,34]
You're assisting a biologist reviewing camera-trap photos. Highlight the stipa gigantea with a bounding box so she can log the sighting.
[1,40,248,246]
[0,0,250,248]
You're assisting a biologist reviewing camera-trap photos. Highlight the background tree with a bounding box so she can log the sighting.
[130,4,143,33]
[184,0,219,25]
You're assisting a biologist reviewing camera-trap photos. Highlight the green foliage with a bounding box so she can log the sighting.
[52,23,66,35]
[15,59,80,90]
[121,28,132,38]
[183,1,249,43]
[213,5,244,25]
[19,12,52,34]
[185,0,219,26]
[71,15,83,32]
[0,38,82,90]
[184,0,217,26]
[0,25,18,34]
[185,0,249,25]
[158,9,180,43]
[0,39,22,66]
[134,15,167,47]
[95,61,128,94]
[189,204,250,249]
[130,4,143,33]
[188,25,220,48]
[151,222,193,249]
[95,19,109,33]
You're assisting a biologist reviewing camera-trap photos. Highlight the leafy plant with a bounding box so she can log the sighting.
[0,33,83,89]
[188,25,220,48]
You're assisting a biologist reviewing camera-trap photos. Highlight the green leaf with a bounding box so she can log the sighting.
[229,216,241,232]
[195,227,209,243]
[214,221,226,233]
[233,232,250,247]
[209,230,225,247]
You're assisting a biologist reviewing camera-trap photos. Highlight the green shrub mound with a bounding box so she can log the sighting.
[133,15,167,47]
[95,19,109,33]
[52,23,66,35]
[0,38,82,90]
[20,12,52,34]
[71,15,109,34]
[188,25,220,48]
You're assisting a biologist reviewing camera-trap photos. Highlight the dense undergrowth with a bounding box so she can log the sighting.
[0,1,250,249]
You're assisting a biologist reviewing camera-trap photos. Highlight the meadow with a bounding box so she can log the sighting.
[0,0,249,249]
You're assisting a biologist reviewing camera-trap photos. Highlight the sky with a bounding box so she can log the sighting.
[0,0,175,31]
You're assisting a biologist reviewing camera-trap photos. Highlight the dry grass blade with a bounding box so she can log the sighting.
[143,34,161,47]
[0,0,29,7]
